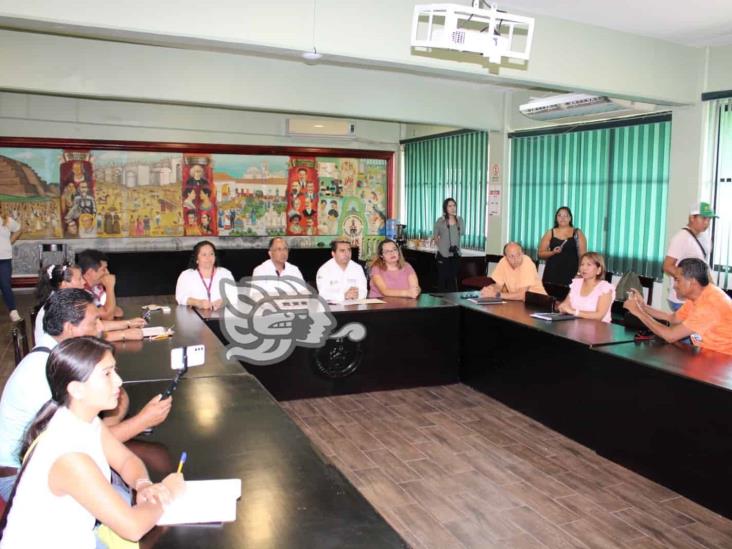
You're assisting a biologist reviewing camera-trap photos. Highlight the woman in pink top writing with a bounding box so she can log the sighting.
[557,252,615,323]
[368,239,421,299]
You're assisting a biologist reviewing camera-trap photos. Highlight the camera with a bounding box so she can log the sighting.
[448,245,460,257]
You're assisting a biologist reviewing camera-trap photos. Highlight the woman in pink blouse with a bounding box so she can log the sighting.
[557,252,615,322]
[368,239,421,299]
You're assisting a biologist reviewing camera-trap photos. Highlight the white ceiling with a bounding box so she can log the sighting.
[495,0,732,47]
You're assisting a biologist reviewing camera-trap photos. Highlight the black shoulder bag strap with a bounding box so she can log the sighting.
[682,227,708,260]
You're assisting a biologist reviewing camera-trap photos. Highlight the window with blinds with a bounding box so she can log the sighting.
[509,118,671,278]
[708,99,732,288]
[404,131,488,250]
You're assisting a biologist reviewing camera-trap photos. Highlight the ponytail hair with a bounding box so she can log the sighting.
[0,336,114,540]
[35,263,77,312]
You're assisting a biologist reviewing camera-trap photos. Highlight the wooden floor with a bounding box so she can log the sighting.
[281,385,732,549]
[4,290,732,547]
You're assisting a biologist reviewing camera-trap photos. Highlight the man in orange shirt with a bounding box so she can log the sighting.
[479,241,546,301]
[624,258,732,355]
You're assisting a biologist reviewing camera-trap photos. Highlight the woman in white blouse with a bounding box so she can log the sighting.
[175,240,234,310]
[0,337,184,548]
[557,252,615,323]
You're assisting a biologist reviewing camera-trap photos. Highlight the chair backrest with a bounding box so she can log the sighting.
[485,254,503,276]
[12,318,29,366]
[38,243,68,272]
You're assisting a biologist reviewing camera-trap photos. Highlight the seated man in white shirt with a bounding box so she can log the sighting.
[316,239,368,302]
[252,237,304,280]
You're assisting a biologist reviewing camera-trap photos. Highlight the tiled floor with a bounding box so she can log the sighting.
[281,385,732,548]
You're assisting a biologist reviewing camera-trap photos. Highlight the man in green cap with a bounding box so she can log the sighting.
[663,201,718,311]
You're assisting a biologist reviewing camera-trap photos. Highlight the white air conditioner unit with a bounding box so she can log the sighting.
[286,118,356,138]
[519,93,656,122]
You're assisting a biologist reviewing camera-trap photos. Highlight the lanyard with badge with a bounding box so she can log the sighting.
[198,267,216,301]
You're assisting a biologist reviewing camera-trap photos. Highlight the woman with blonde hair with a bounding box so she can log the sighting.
[368,239,421,298]
[557,252,615,322]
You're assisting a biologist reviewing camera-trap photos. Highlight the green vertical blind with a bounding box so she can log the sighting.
[710,99,732,288]
[405,131,488,249]
[510,120,671,277]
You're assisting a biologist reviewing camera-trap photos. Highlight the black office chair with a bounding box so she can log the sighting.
[460,253,501,290]
[11,318,29,366]
[608,271,656,325]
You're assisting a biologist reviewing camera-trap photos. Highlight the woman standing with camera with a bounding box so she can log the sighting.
[433,198,464,292]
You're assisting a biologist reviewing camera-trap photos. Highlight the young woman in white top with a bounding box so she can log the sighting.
[175,240,234,310]
[0,215,22,322]
[0,336,184,548]
[557,252,615,323]
[34,264,146,344]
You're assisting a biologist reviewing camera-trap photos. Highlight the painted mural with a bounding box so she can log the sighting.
[0,148,388,247]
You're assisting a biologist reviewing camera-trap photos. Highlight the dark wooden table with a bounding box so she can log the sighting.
[198,294,461,400]
[589,340,732,517]
[453,294,634,447]
[114,296,245,383]
[126,375,405,549]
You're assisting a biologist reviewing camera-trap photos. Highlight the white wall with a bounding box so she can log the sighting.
[0,0,705,104]
[0,29,507,131]
[706,44,732,92]
[0,92,402,150]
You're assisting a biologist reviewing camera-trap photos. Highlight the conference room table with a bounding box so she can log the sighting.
[114,297,405,548]
[590,340,732,518]
[438,293,636,445]
[440,292,732,518]
[113,296,244,383]
[197,294,461,400]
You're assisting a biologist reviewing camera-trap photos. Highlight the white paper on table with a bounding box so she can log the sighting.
[141,326,168,338]
[157,479,242,525]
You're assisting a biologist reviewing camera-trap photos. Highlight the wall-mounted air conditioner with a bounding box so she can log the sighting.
[519,93,656,122]
[286,118,356,138]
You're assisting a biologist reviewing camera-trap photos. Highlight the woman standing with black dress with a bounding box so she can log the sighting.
[538,206,587,286]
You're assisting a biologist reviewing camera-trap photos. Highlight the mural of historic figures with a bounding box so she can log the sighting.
[93,150,185,238]
[214,154,288,236]
[286,157,317,236]
[0,148,63,238]
[182,154,216,237]
[0,145,388,241]
[59,151,97,238]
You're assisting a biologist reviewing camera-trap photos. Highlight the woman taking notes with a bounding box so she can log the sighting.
[557,252,615,323]
[175,240,234,310]
[0,337,184,547]
[368,239,421,298]
[538,206,587,286]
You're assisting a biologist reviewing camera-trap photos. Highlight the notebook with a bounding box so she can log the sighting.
[530,312,576,322]
[157,478,242,525]
[468,297,505,305]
